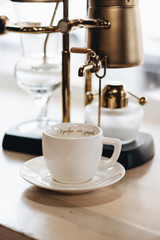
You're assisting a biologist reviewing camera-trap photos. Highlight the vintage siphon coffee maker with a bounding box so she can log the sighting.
[0,0,154,169]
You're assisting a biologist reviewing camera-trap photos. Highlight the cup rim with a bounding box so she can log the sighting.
[43,122,102,140]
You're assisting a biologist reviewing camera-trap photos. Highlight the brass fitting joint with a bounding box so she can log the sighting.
[0,16,9,34]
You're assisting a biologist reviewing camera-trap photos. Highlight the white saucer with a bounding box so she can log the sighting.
[19,156,125,194]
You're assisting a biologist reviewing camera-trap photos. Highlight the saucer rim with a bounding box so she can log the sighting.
[19,156,125,194]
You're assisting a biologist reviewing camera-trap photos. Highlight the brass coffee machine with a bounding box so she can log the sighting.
[0,0,154,169]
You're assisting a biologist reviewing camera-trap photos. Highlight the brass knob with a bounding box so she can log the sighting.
[85,91,95,104]
[138,97,147,105]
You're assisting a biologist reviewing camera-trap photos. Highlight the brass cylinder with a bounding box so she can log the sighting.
[87,0,144,68]
[102,83,128,109]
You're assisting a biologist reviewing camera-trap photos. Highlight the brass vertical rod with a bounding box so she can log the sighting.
[62,0,70,122]
[84,2,91,107]
[85,71,92,106]
[63,0,68,18]
[98,77,101,127]
[96,62,107,127]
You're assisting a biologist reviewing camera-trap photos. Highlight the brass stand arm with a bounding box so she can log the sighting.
[6,25,59,34]
[58,18,111,33]
[0,16,60,34]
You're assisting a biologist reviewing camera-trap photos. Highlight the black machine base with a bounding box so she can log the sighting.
[2,123,43,155]
[103,132,154,169]
[2,124,154,169]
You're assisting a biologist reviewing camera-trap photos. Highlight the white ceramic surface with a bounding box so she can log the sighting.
[42,123,122,184]
[19,156,125,194]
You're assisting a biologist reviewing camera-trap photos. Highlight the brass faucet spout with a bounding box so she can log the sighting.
[78,64,95,77]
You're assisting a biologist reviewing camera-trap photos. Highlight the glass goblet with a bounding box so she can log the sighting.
[14,53,61,137]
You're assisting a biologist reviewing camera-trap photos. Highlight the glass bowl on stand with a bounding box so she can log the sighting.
[2,0,62,154]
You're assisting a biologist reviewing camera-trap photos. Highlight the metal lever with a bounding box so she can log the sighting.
[128,92,147,105]
[71,47,96,56]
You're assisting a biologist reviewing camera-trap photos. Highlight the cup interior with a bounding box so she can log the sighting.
[43,123,101,139]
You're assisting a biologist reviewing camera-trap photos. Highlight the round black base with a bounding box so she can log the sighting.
[2,120,57,155]
[2,122,43,155]
[103,132,155,169]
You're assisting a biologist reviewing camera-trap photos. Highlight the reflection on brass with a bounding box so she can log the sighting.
[102,84,147,109]
[62,0,70,122]
[128,92,147,105]
[87,0,143,68]
[102,84,128,109]
[86,91,95,105]
[138,97,147,105]
[98,77,102,127]
[62,41,70,122]
[71,47,102,77]
[71,47,96,55]
[5,24,59,34]
[79,64,96,77]
[96,65,107,127]
[71,47,100,77]
[58,18,111,33]
[85,72,92,106]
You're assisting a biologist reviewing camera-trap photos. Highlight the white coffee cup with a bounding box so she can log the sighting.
[42,122,121,184]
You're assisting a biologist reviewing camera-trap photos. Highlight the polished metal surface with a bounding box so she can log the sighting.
[88,0,139,7]
[85,72,92,105]
[5,24,59,33]
[58,18,111,33]
[87,0,144,68]
[70,47,102,77]
[62,0,70,122]
[102,84,128,109]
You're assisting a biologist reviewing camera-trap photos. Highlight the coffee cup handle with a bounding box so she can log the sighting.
[102,137,122,167]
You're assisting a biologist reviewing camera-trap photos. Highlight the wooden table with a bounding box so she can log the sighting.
[0,85,160,240]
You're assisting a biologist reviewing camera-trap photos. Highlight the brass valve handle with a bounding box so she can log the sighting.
[71,47,102,76]
[70,47,88,54]
[70,47,96,56]
[128,92,147,105]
